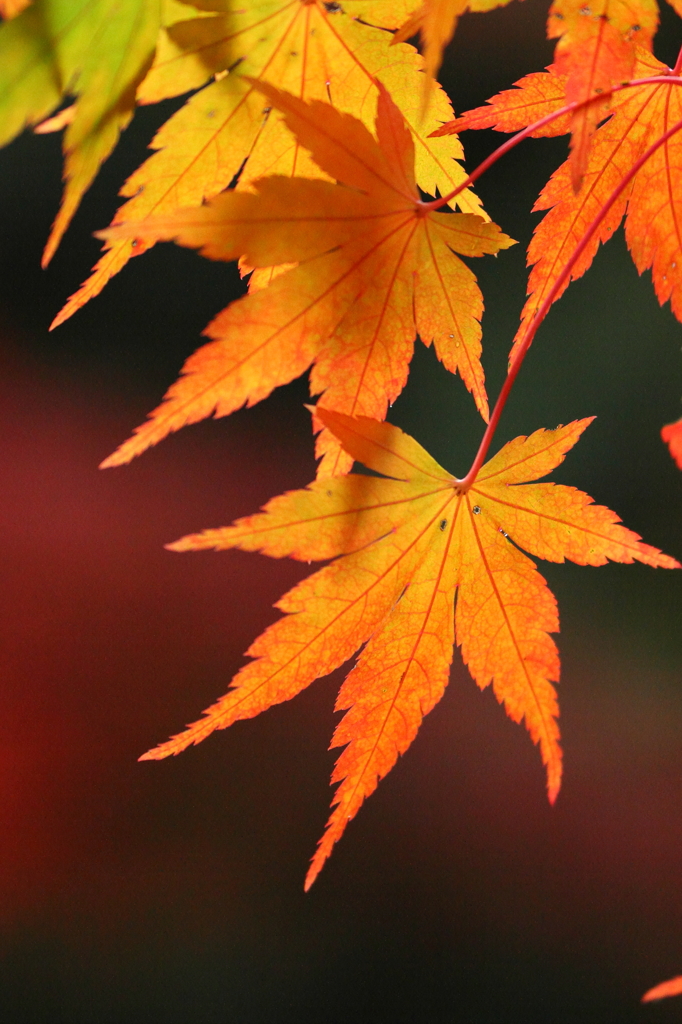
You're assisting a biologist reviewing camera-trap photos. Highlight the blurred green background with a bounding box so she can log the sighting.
[0,1,681,1020]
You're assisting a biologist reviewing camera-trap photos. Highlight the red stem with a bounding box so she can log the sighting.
[426,74,682,212]
[455,113,682,491]
[674,44,682,76]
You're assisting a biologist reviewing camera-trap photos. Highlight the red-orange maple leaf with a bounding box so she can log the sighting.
[431,64,570,137]
[99,83,513,476]
[140,408,678,888]
[547,0,658,190]
[453,50,682,360]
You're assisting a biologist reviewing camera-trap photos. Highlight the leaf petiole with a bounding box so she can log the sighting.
[674,44,682,76]
[426,73,682,213]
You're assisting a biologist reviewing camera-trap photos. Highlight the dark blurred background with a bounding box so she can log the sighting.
[0,1,681,1020]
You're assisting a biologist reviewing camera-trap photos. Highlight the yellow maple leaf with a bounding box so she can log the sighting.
[52,0,485,328]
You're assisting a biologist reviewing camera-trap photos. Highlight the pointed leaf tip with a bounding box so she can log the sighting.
[662,418,682,470]
[642,975,682,1002]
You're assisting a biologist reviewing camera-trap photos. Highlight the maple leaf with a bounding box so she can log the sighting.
[454,50,682,359]
[662,416,682,468]
[52,0,485,328]
[0,0,162,266]
[98,83,513,476]
[547,0,658,190]
[392,0,516,88]
[642,975,682,1001]
[139,407,678,888]
[431,65,571,138]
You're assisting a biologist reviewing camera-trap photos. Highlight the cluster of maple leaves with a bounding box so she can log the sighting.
[2,0,682,974]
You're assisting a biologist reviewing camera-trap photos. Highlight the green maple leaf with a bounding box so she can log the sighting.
[0,0,162,264]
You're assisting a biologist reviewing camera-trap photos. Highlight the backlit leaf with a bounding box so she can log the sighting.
[431,65,570,138]
[142,409,678,888]
[454,51,682,360]
[547,0,658,190]
[0,0,162,265]
[98,83,513,475]
[52,0,484,328]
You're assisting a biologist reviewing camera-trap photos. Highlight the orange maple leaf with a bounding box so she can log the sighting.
[548,0,658,190]
[662,416,682,468]
[642,975,682,1001]
[140,407,678,888]
[52,0,484,328]
[453,50,682,360]
[98,83,513,476]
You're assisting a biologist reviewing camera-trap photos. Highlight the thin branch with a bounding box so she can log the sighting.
[426,74,682,213]
[455,113,682,491]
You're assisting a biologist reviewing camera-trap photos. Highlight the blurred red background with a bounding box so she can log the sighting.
[0,1,682,1020]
